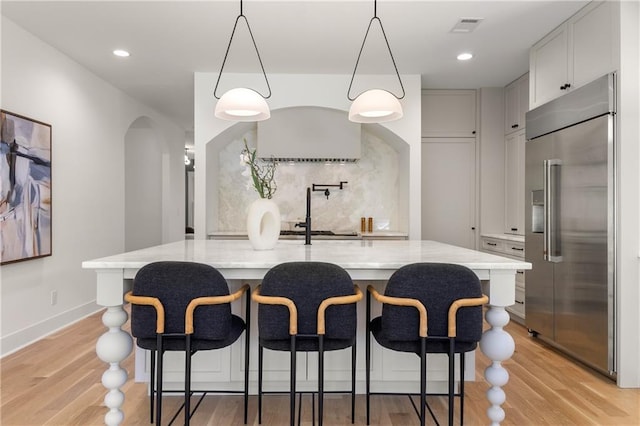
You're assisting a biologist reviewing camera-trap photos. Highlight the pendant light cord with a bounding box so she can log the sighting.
[214,0,272,99]
[347,0,405,101]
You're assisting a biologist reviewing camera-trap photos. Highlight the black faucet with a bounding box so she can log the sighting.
[295,187,312,245]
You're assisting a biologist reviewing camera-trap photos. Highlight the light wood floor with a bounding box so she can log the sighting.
[1,310,638,425]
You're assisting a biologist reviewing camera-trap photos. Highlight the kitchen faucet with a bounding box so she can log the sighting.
[295,182,347,245]
[295,187,312,245]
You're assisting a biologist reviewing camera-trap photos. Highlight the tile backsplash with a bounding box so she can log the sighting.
[218,129,399,232]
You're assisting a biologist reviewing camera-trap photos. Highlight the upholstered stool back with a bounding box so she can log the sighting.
[131,261,232,341]
[258,261,356,342]
[381,263,483,344]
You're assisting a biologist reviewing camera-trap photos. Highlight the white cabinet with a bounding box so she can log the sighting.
[421,90,477,249]
[529,1,618,109]
[504,73,529,134]
[421,90,477,137]
[422,138,476,249]
[570,0,618,89]
[480,235,525,323]
[529,24,568,108]
[504,130,525,235]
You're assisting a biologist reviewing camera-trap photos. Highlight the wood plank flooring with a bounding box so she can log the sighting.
[1,310,638,425]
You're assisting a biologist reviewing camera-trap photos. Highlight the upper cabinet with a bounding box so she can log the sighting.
[504,130,526,235]
[529,1,618,109]
[504,73,529,134]
[421,90,477,137]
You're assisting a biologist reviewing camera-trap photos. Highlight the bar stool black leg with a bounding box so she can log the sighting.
[290,336,296,426]
[244,295,250,425]
[156,335,164,426]
[319,336,324,426]
[351,343,356,424]
[420,337,426,426]
[185,335,192,426]
[366,290,371,425]
[258,344,264,424]
[448,339,455,426]
[150,350,155,423]
[460,352,465,425]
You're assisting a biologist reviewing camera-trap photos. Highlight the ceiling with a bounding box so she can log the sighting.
[1,1,588,134]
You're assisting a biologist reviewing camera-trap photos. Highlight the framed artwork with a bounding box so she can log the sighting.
[1,110,52,265]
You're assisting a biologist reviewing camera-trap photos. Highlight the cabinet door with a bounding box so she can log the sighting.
[421,90,476,137]
[529,25,569,109]
[570,1,617,89]
[504,130,525,235]
[504,81,519,134]
[505,74,530,134]
[421,138,476,249]
[517,73,529,130]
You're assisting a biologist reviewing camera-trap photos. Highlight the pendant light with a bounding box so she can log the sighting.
[214,0,271,121]
[347,0,405,123]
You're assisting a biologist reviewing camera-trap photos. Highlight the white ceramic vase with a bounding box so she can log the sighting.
[246,198,281,250]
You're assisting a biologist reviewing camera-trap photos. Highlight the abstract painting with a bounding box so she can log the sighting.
[1,110,52,264]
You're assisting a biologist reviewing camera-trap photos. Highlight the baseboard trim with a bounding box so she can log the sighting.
[1,301,101,357]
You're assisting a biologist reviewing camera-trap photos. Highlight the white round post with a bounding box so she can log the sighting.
[96,306,133,426]
[480,306,515,426]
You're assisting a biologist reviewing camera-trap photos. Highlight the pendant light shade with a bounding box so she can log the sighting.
[349,89,403,123]
[214,0,271,122]
[215,88,270,121]
[348,0,405,123]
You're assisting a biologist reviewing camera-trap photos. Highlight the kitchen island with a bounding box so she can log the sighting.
[83,239,531,425]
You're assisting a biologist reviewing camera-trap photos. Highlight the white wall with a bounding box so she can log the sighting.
[616,0,640,388]
[0,18,185,356]
[194,73,422,240]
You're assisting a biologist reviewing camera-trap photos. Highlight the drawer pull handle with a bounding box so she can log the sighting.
[487,242,497,246]
[515,300,524,305]
[511,227,518,231]
[517,271,524,274]
[511,247,524,251]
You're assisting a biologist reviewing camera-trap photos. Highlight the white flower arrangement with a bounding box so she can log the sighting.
[240,139,277,199]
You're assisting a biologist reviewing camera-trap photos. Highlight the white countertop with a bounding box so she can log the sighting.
[83,239,530,271]
[481,233,525,243]
[207,230,409,239]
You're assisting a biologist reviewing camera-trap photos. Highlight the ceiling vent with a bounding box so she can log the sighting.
[450,18,484,33]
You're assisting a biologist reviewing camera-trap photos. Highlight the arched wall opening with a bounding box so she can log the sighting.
[124,116,168,251]
[204,106,410,235]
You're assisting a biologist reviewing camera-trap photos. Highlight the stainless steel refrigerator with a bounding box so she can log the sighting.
[524,72,616,377]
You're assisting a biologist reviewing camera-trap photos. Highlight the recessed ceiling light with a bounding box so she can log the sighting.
[457,52,473,61]
[113,49,130,57]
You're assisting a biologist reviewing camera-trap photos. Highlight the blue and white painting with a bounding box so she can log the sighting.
[0,111,52,264]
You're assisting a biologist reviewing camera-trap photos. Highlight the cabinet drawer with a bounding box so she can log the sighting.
[505,241,525,258]
[481,238,505,254]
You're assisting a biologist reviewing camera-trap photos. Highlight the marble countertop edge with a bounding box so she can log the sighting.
[82,239,531,270]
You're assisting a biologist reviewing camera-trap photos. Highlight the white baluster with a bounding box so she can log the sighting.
[480,306,515,426]
[96,306,133,426]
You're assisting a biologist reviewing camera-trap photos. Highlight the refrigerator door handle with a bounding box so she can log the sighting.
[544,159,563,262]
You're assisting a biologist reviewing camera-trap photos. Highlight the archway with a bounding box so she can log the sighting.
[124,116,167,251]
[203,107,411,235]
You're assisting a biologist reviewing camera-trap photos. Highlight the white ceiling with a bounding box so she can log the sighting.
[1,1,588,132]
